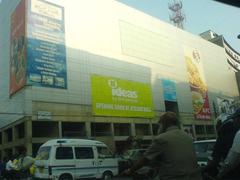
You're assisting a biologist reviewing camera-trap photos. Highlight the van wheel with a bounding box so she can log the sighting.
[59,174,73,180]
[102,171,113,180]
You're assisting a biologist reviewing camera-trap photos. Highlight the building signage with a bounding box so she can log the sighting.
[223,38,240,72]
[10,0,67,96]
[162,79,177,102]
[184,46,211,120]
[27,0,67,89]
[91,74,154,118]
[10,0,27,95]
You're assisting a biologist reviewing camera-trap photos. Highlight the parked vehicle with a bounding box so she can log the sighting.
[194,139,216,167]
[34,139,118,180]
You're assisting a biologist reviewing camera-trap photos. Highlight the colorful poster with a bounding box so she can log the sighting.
[162,79,177,102]
[91,74,154,118]
[10,0,27,96]
[184,46,211,120]
[27,0,67,89]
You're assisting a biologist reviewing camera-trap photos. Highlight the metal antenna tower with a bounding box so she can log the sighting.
[168,0,185,29]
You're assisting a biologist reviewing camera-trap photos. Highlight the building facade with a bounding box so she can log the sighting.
[0,0,239,157]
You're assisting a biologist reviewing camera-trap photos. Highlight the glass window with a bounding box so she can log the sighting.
[97,146,113,158]
[56,147,73,159]
[75,147,94,159]
[36,146,51,160]
[194,143,208,153]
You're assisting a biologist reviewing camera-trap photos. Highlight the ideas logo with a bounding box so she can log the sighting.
[108,79,138,99]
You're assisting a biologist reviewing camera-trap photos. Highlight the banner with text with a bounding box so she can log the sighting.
[184,46,211,120]
[10,0,27,96]
[91,75,154,118]
[27,0,67,89]
[162,79,177,102]
[223,38,240,72]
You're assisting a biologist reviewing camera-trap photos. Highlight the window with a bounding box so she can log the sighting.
[36,146,51,160]
[56,147,73,159]
[97,146,113,158]
[75,147,94,159]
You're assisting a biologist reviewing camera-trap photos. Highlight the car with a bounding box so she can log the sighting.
[194,139,216,167]
[34,139,118,180]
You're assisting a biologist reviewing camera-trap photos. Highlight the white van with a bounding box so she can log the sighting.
[194,139,216,167]
[34,139,118,180]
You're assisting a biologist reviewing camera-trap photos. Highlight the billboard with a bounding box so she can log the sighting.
[91,75,154,118]
[27,0,67,89]
[10,0,27,96]
[162,79,177,102]
[184,46,211,120]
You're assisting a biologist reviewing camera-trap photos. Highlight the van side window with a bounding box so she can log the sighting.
[75,147,94,159]
[56,147,73,159]
[97,146,113,158]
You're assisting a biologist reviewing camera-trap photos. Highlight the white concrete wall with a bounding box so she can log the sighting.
[0,0,238,127]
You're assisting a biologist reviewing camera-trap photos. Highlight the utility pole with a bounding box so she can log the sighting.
[168,0,185,29]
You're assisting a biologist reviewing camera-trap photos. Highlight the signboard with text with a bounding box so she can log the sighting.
[184,46,211,120]
[91,75,154,118]
[27,0,67,89]
[162,79,177,102]
[10,0,27,95]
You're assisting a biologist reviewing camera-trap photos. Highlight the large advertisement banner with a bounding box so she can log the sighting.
[10,0,27,96]
[184,47,211,120]
[27,0,67,89]
[162,79,177,102]
[91,75,154,118]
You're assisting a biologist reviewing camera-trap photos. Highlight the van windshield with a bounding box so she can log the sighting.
[36,146,51,160]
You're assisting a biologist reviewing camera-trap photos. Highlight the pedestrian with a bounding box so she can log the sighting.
[216,108,240,180]
[202,110,239,179]
[123,111,202,180]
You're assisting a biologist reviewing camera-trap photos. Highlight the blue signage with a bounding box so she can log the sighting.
[27,0,67,89]
[162,79,177,102]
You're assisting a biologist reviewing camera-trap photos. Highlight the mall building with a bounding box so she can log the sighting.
[0,0,239,157]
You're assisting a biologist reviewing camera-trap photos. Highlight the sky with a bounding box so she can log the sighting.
[118,0,240,52]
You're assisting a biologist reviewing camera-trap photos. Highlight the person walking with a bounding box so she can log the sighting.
[124,111,202,180]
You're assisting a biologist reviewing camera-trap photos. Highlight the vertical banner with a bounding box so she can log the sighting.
[27,0,67,89]
[162,79,177,102]
[184,46,211,120]
[10,0,27,96]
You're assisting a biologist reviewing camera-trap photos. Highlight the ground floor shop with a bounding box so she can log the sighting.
[0,114,216,158]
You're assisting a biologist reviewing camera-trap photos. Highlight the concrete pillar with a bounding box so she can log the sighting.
[110,123,116,152]
[13,126,17,142]
[130,123,136,136]
[25,120,32,155]
[58,121,62,138]
[110,123,114,136]
[149,121,153,136]
[85,122,91,138]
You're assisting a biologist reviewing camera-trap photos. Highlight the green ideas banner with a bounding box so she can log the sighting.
[91,75,154,118]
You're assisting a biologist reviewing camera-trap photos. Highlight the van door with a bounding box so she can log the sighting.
[74,146,98,179]
[53,146,75,178]
[96,146,118,178]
